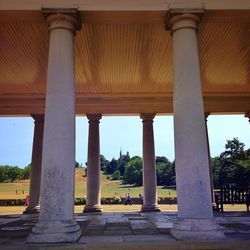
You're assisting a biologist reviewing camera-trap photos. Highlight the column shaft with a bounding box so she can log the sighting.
[27,12,81,243]
[84,114,102,213]
[24,115,44,214]
[169,13,224,240]
[141,114,161,212]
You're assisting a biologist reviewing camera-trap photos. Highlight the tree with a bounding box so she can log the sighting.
[213,138,250,187]
[100,154,110,171]
[0,166,9,182]
[112,170,121,180]
[211,157,221,188]
[220,137,245,161]
[7,166,22,182]
[123,156,142,186]
[118,154,130,176]
[21,164,31,180]
[105,158,119,175]
[156,162,175,186]
[232,159,250,187]
[156,156,169,164]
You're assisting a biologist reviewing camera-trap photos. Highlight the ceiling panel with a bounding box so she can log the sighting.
[0,10,249,114]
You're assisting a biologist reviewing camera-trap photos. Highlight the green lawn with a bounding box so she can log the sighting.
[0,204,248,215]
[0,169,248,214]
[0,169,176,199]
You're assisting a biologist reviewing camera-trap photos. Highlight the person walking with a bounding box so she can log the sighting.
[24,195,30,206]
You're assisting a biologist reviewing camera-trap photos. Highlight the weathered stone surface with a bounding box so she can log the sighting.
[170,13,225,240]
[104,230,132,235]
[171,218,225,240]
[124,234,175,242]
[1,211,250,248]
[79,235,123,243]
[107,217,129,227]
[26,220,81,243]
[140,114,160,212]
[26,13,80,243]
[84,114,102,213]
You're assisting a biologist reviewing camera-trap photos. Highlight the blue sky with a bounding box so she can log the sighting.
[0,115,249,168]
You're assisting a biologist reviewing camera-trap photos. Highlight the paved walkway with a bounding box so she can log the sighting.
[0,211,250,249]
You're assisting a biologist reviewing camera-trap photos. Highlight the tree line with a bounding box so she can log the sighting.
[0,138,249,187]
[0,162,81,183]
[100,153,176,187]
[100,138,250,188]
[0,164,30,182]
[211,138,250,188]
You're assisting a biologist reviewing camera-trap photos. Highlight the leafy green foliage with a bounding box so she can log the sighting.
[21,164,31,180]
[156,159,175,186]
[123,156,143,186]
[100,154,110,171]
[112,170,121,180]
[0,165,26,182]
[118,154,130,176]
[105,158,119,175]
[212,138,250,188]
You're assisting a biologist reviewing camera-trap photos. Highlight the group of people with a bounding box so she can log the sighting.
[124,193,143,205]
[124,193,132,205]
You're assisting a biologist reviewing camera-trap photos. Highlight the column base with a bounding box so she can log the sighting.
[26,219,81,243]
[83,204,103,213]
[170,218,225,240]
[141,204,161,212]
[23,205,40,214]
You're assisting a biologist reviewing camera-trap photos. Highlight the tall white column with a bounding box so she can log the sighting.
[27,12,81,243]
[168,13,224,240]
[24,115,44,214]
[140,114,161,212]
[84,114,102,213]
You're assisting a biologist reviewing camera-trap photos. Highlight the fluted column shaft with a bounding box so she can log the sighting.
[27,12,81,243]
[169,13,224,240]
[84,114,102,213]
[140,114,161,212]
[24,115,44,214]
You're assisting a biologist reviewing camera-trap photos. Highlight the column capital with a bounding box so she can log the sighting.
[87,114,102,122]
[245,112,250,122]
[165,9,204,33]
[42,8,81,32]
[140,113,155,121]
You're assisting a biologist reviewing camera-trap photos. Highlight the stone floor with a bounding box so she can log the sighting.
[0,211,250,249]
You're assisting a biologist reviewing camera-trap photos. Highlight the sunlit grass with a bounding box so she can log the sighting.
[0,169,176,199]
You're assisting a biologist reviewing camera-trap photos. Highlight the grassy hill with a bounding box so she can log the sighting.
[0,168,176,199]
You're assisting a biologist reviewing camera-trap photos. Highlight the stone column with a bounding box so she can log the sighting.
[84,114,102,213]
[140,114,161,212]
[27,11,81,243]
[24,115,44,214]
[204,113,216,209]
[168,13,224,240]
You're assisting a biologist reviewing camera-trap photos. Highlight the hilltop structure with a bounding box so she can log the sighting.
[0,0,249,243]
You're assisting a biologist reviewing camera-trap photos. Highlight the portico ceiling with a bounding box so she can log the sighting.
[0,8,249,115]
